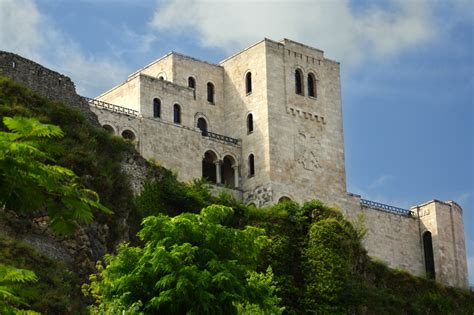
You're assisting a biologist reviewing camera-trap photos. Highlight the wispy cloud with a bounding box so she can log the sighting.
[368,174,395,190]
[0,0,128,96]
[150,0,436,65]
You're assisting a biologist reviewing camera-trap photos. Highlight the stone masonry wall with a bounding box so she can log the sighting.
[0,51,97,124]
[264,39,347,208]
[91,107,242,186]
[220,40,272,204]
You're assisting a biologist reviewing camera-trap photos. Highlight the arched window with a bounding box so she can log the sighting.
[307,73,316,97]
[248,154,255,177]
[207,82,215,104]
[246,113,254,134]
[188,77,196,89]
[423,231,436,279]
[102,125,115,134]
[221,155,236,188]
[158,76,164,80]
[278,196,292,203]
[202,150,218,184]
[121,129,136,141]
[197,117,208,136]
[295,69,303,95]
[153,98,161,118]
[173,104,181,124]
[102,124,114,134]
[245,72,252,94]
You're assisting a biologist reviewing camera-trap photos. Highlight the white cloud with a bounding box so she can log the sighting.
[150,0,436,65]
[0,0,128,96]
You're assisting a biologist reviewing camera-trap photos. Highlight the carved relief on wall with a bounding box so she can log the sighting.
[294,130,321,171]
[244,185,273,207]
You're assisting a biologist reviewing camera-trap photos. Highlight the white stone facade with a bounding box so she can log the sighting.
[90,38,468,288]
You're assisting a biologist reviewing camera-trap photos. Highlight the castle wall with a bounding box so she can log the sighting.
[170,54,225,132]
[0,51,96,123]
[348,203,425,276]
[135,53,174,81]
[90,107,242,185]
[221,40,272,205]
[96,75,141,112]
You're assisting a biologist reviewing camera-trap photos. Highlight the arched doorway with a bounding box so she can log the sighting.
[423,231,436,279]
[202,151,218,184]
[221,155,237,188]
[197,117,208,136]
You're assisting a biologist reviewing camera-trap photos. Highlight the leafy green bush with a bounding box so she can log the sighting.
[0,263,39,315]
[0,76,134,245]
[84,205,282,314]
[0,234,85,314]
[0,116,111,234]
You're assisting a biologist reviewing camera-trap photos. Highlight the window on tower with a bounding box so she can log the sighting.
[248,154,255,177]
[173,104,181,124]
[295,68,304,95]
[207,82,215,104]
[245,72,252,94]
[307,73,316,98]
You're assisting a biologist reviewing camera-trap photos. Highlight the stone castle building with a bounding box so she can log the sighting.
[0,38,468,288]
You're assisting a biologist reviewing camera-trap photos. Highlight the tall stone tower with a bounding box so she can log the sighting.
[220,39,347,207]
[415,200,469,288]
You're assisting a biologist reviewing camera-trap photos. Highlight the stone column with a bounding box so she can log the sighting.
[232,165,239,188]
[215,160,222,185]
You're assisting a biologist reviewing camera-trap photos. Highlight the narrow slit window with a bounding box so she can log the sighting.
[153,98,161,118]
[247,114,254,134]
[245,72,252,94]
[207,82,215,103]
[173,104,181,124]
[295,69,303,95]
[248,154,255,177]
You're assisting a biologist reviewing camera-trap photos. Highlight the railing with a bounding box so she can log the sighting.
[360,199,412,216]
[85,97,139,117]
[205,131,239,145]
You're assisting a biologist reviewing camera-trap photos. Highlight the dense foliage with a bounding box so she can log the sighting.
[84,205,281,314]
[0,116,111,234]
[133,177,474,314]
[0,234,85,314]
[0,263,38,315]
[0,76,134,246]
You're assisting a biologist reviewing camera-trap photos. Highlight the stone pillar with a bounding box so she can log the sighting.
[215,160,222,185]
[232,165,239,188]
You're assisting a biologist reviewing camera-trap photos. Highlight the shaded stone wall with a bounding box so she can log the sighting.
[0,51,97,124]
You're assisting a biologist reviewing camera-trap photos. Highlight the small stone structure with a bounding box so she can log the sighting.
[0,39,468,288]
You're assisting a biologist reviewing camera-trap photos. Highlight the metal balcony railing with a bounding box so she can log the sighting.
[360,199,412,216]
[85,97,139,117]
[204,131,239,145]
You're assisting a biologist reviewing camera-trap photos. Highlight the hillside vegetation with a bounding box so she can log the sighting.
[0,76,473,314]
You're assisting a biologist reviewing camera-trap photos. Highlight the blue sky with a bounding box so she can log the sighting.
[1,0,473,285]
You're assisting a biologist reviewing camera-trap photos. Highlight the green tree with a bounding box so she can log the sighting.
[84,205,282,314]
[0,116,111,234]
[0,264,39,315]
